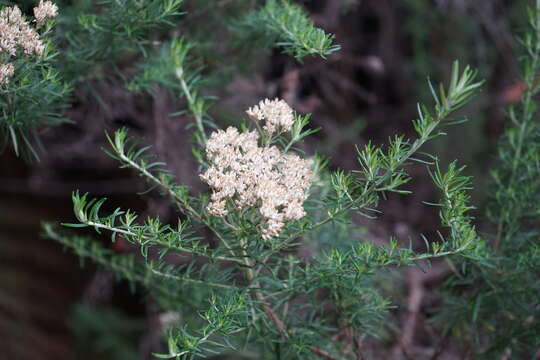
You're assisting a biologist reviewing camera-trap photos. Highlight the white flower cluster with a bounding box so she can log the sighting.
[34,1,58,23]
[0,2,58,85]
[246,98,295,134]
[200,101,313,240]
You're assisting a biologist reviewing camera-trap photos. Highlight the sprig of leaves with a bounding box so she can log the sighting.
[234,0,340,61]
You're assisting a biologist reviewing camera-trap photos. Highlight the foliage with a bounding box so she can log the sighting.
[6,0,540,359]
[47,60,485,359]
[433,2,540,358]
[232,0,340,61]
[0,3,70,160]
[57,0,184,78]
[0,0,337,159]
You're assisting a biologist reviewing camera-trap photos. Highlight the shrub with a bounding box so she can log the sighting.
[1,0,538,359]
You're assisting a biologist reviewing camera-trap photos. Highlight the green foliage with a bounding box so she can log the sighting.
[0,0,184,159]
[0,47,70,160]
[435,2,540,358]
[44,224,209,307]
[0,0,338,160]
[6,0,530,358]
[0,5,70,160]
[159,293,250,358]
[47,61,485,359]
[58,0,184,78]
[234,0,340,61]
[14,0,540,358]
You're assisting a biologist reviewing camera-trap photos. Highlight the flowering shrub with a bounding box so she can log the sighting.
[50,58,486,357]
[0,2,57,71]
[1,0,538,359]
[0,1,66,159]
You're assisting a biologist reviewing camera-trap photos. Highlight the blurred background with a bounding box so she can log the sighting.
[0,0,530,359]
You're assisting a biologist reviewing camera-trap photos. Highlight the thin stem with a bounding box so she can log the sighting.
[178,71,208,145]
[45,225,185,302]
[119,152,184,206]
[85,220,245,265]
[282,135,297,153]
[150,268,235,290]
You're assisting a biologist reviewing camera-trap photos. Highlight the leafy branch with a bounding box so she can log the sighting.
[234,0,340,61]
[265,61,483,260]
[66,191,246,265]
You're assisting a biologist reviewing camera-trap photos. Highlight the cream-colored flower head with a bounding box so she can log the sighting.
[246,98,295,134]
[0,3,57,84]
[201,104,313,240]
[0,5,45,57]
[0,63,14,84]
[34,1,58,23]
